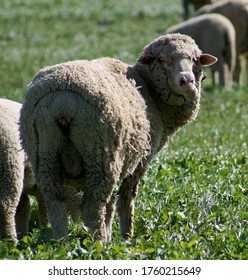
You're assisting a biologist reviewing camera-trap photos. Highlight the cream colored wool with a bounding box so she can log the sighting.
[0,98,47,240]
[20,34,216,242]
[0,99,24,239]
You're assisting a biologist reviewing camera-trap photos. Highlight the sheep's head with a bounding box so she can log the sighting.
[137,33,217,104]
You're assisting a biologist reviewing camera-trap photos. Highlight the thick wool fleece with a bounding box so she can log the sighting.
[20,34,207,242]
[21,58,151,180]
[0,99,24,239]
[0,99,47,240]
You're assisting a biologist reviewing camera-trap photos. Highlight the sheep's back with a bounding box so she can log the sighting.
[197,0,248,53]
[0,99,24,198]
[21,58,151,178]
[166,13,236,68]
[0,99,22,154]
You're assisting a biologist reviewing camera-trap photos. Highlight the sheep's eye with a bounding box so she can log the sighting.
[201,74,206,81]
[158,56,171,65]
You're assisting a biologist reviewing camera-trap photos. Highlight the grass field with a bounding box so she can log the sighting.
[0,0,247,260]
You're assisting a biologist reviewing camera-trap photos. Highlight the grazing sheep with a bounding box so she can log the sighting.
[197,0,248,85]
[166,13,236,89]
[182,0,219,19]
[0,98,47,240]
[20,34,217,243]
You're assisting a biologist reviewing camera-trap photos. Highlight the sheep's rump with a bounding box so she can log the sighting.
[20,58,151,181]
[0,99,24,185]
[0,99,24,239]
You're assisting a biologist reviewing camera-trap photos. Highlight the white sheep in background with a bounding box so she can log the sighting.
[166,13,236,89]
[182,0,219,19]
[20,34,217,243]
[197,0,248,85]
[0,98,47,240]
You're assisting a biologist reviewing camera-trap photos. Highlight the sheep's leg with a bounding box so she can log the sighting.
[211,69,216,86]
[0,204,17,240]
[15,193,31,239]
[80,169,116,243]
[35,189,48,227]
[215,57,226,88]
[233,55,242,85]
[80,193,107,243]
[105,192,116,242]
[117,177,139,240]
[37,155,67,239]
[0,166,22,240]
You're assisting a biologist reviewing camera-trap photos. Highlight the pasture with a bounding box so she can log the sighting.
[0,0,247,259]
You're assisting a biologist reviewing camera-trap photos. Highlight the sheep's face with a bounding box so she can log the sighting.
[160,53,211,99]
[137,34,217,103]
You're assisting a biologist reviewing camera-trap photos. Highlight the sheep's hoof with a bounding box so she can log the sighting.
[123,232,132,241]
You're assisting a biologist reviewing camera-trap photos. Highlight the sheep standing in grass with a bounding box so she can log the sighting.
[166,14,236,89]
[197,0,248,85]
[0,98,47,240]
[0,99,24,239]
[20,34,217,243]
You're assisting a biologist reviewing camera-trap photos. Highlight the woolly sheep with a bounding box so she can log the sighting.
[166,13,236,89]
[0,98,47,240]
[182,0,219,19]
[20,34,217,243]
[197,0,248,85]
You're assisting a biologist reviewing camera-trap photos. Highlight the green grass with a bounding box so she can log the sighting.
[0,0,247,260]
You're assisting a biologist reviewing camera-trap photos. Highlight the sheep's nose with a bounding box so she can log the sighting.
[179,72,195,87]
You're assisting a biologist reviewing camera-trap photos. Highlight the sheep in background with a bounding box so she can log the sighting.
[20,34,217,243]
[197,0,248,85]
[0,99,25,240]
[182,0,220,19]
[0,98,47,240]
[166,13,236,89]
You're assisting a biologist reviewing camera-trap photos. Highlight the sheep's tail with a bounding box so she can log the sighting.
[224,25,236,75]
[19,101,39,176]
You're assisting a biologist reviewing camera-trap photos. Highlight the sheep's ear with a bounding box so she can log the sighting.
[200,54,218,67]
[137,50,155,64]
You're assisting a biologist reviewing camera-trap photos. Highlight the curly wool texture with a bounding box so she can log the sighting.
[22,58,151,180]
[20,34,206,242]
[132,34,202,144]
[0,99,48,240]
[0,99,24,239]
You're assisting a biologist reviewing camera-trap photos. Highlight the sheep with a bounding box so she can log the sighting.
[182,0,219,19]
[0,98,24,240]
[166,13,236,89]
[20,34,217,243]
[197,0,248,85]
[0,98,47,240]
[0,98,83,240]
